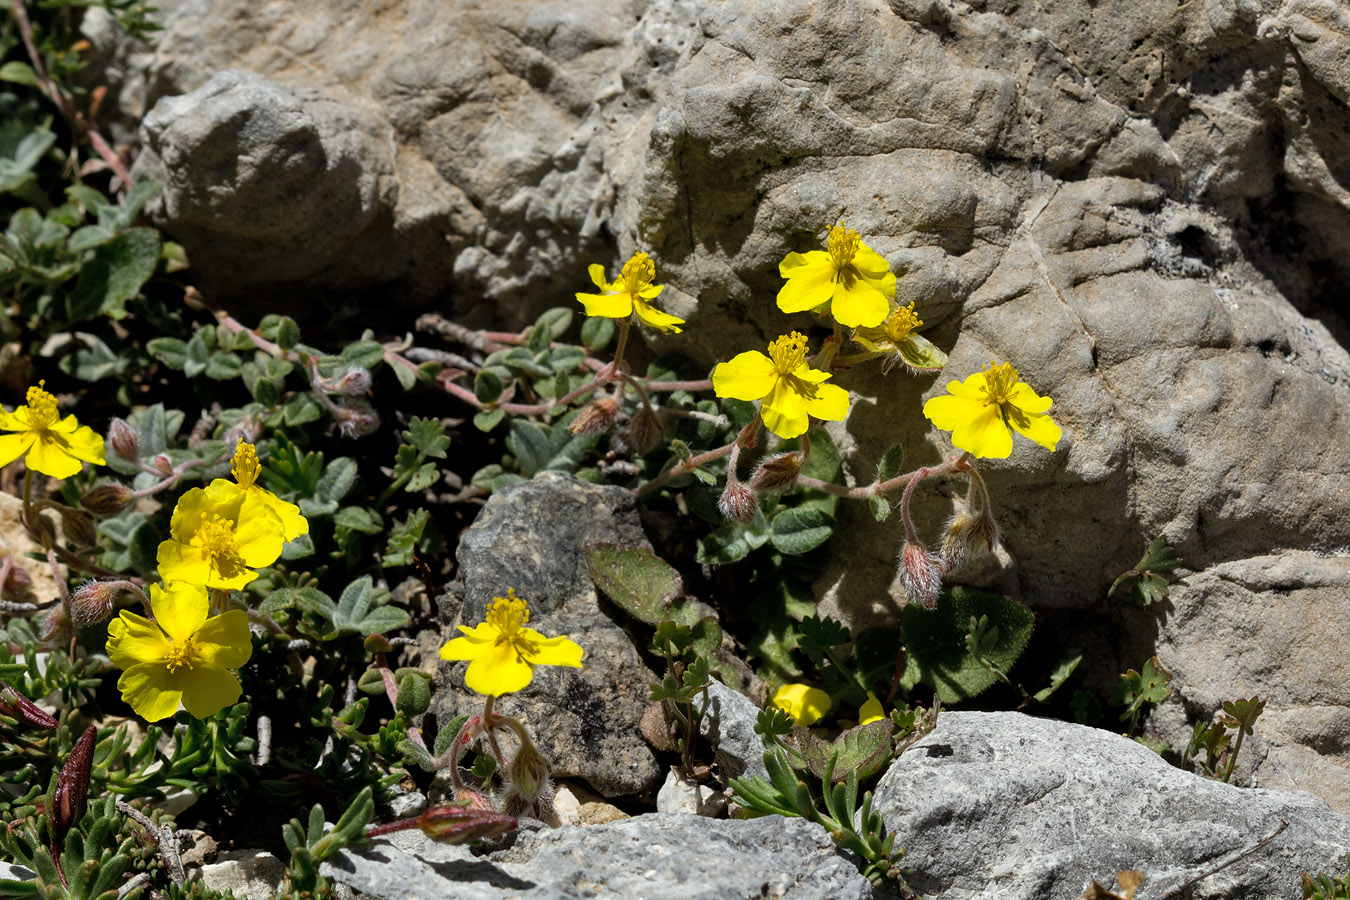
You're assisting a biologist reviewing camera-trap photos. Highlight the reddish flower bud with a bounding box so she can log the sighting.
[0,686,58,730]
[108,418,140,463]
[938,510,1000,575]
[416,805,517,844]
[81,483,135,517]
[621,405,664,455]
[53,724,96,837]
[59,509,97,549]
[899,541,942,610]
[568,397,619,436]
[453,785,498,813]
[69,580,128,626]
[152,453,173,475]
[40,603,72,645]
[1,563,33,602]
[717,482,758,524]
[747,452,803,494]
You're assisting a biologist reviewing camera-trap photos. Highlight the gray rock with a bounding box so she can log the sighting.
[322,813,874,900]
[655,768,727,817]
[874,711,1350,899]
[701,679,769,782]
[0,863,34,882]
[200,849,287,899]
[432,472,662,798]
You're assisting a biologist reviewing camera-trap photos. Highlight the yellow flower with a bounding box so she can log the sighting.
[777,224,896,329]
[439,589,583,697]
[106,582,252,721]
[712,332,849,439]
[853,303,948,373]
[923,362,1062,459]
[208,440,309,542]
[575,252,684,333]
[858,692,885,725]
[0,383,105,479]
[157,481,287,589]
[772,683,831,726]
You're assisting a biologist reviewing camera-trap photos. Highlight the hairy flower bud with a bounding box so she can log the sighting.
[40,603,71,646]
[416,805,517,845]
[53,724,96,837]
[717,482,758,524]
[501,737,555,822]
[747,452,803,494]
[333,367,373,397]
[81,483,135,517]
[453,785,498,813]
[1,562,33,602]
[334,401,381,439]
[899,541,942,610]
[568,397,619,436]
[938,509,1000,575]
[107,418,140,463]
[621,405,664,455]
[59,509,97,549]
[0,686,58,730]
[69,580,123,626]
[152,453,173,475]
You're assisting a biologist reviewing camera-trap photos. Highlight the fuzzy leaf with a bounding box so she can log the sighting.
[901,587,1035,703]
[769,507,835,555]
[585,543,688,626]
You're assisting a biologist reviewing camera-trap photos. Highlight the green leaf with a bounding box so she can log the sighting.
[315,457,358,504]
[1111,655,1172,716]
[404,418,450,459]
[876,443,906,482]
[900,587,1035,703]
[1132,572,1170,607]
[473,408,505,432]
[769,507,835,555]
[869,494,891,522]
[507,420,552,477]
[206,351,243,380]
[804,720,894,782]
[0,61,39,88]
[343,340,386,369]
[383,509,430,568]
[536,306,574,339]
[1032,652,1082,703]
[580,316,613,350]
[277,316,301,351]
[585,543,691,626]
[1138,536,1181,573]
[798,615,851,660]
[396,672,431,717]
[696,523,754,565]
[474,369,504,404]
[67,227,161,320]
[334,505,383,533]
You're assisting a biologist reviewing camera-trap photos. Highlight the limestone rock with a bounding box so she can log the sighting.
[431,472,662,798]
[874,711,1350,899]
[701,678,770,782]
[322,813,874,900]
[200,850,287,899]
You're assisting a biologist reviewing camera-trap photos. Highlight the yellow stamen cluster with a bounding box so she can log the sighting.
[620,252,656,293]
[981,362,1019,407]
[231,440,261,489]
[827,225,861,270]
[768,332,809,374]
[883,304,923,344]
[24,382,58,429]
[163,638,197,674]
[487,589,530,641]
[193,515,245,578]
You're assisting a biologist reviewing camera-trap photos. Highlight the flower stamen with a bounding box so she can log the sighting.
[883,304,923,344]
[827,225,861,270]
[768,332,809,374]
[193,515,246,580]
[231,440,261,490]
[25,382,59,430]
[620,252,656,294]
[981,362,1019,407]
[162,638,197,674]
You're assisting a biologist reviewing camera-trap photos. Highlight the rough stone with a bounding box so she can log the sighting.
[701,678,769,783]
[655,768,727,817]
[431,472,662,798]
[322,813,874,900]
[200,850,287,899]
[874,711,1350,899]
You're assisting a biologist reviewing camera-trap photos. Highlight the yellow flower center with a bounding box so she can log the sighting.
[768,332,809,375]
[163,636,197,674]
[194,515,246,579]
[620,252,656,294]
[882,304,923,344]
[231,440,261,490]
[487,590,539,658]
[24,382,59,430]
[981,362,1019,407]
[827,224,861,270]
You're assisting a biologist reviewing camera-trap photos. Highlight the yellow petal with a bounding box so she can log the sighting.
[859,692,885,725]
[520,631,584,669]
[156,541,212,587]
[177,663,243,718]
[1007,405,1063,452]
[712,351,778,401]
[1006,382,1054,415]
[257,489,309,542]
[588,263,609,290]
[772,683,831,726]
[463,640,534,697]
[576,291,633,319]
[776,255,837,314]
[194,610,254,669]
[25,436,84,479]
[759,379,810,439]
[925,394,1012,458]
[440,629,492,661]
[149,582,208,644]
[107,612,171,670]
[633,298,684,333]
[168,488,211,541]
[0,432,34,469]
[234,496,286,568]
[851,245,894,282]
[54,420,105,464]
[802,381,850,423]
[118,663,183,722]
[637,284,665,299]
[943,371,988,400]
[0,408,25,431]
[829,279,890,329]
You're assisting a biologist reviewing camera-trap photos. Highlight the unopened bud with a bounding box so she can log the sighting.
[107,418,140,463]
[81,483,135,517]
[40,604,72,645]
[501,737,554,821]
[453,785,498,813]
[53,724,96,836]
[717,482,758,524]
[416,805,517,844]
[363,633,394,655]
[568,397,619,436]
[334,401,381,439]
[152,453,173,475]
[938,510,1000,575]
[0,686,58,730]
[899,541,942,610]
[59,509,97,549]
[747,452,803,494]
[621,405,664,455]
[69,580,125,626]
[1,564,33,602]
[333,367,373,397]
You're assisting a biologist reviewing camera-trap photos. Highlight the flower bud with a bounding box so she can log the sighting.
[453,784,498,813]
[501,738,554,821]
[107,418,140,463]
[335,401,381,439]
[1,564,33,602]
[938,510,1000,575]
[333,367,373,397]
[59,509,97,549]
[152,453,173,475]
[899,541,942,610]
[53,724,97,837]
[81,483,135,517]
[747,452,803,494]
[621,405,664,455]
[717,482,758,524]
[416,805,517,845]
[69,580,123,626]
[40,604,72,645]
[568,397,619,436]
[0,686,58,730]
